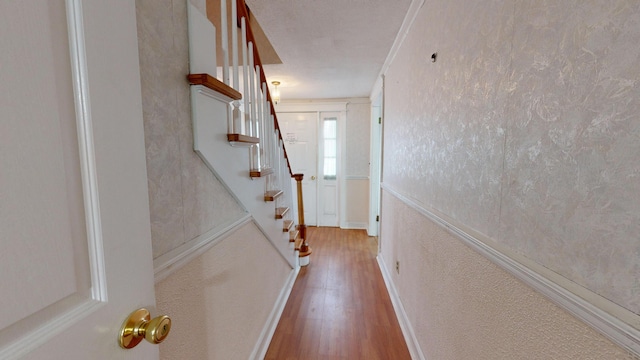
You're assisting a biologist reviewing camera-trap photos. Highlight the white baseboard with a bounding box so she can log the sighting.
[341,222,369,230]
[251,265,300,360]
[377,255,426,360]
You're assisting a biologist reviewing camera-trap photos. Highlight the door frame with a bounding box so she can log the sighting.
[274,102,347,227]
[368,89,383,237]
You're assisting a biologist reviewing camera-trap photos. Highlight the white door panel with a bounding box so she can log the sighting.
[321,185,337,215]
[0,0,157,358]
[278,113,318,226]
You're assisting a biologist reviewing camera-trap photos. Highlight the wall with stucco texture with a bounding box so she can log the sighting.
[155,222,291,359]
[383,0,640,316]
[345,101,371,178]
[136,0,245,259]
[345,100,371,227]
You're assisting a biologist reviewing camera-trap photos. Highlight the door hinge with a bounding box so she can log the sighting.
[378,117,382,124]
[376,215,379,222]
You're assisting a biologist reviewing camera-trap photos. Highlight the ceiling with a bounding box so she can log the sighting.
[244,0,412,100]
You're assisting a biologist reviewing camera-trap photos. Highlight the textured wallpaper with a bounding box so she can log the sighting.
[345,101,371,177]
[136,0,245,259]
[384,0,640,315]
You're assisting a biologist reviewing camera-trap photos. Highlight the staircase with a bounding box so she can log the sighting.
[185,0,311,267]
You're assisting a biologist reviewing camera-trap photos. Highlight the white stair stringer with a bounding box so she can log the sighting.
[190,85,296,268]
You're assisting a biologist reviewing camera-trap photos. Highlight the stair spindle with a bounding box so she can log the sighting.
[221,0,229,85]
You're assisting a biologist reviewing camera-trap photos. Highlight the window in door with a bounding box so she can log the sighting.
[323,118,337,180]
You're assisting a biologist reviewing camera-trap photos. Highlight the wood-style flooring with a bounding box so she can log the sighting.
[265,227,411,360]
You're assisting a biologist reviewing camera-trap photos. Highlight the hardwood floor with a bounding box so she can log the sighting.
[265,227,411,360]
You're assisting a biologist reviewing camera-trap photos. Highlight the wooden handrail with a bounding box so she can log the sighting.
[236,0,294,178]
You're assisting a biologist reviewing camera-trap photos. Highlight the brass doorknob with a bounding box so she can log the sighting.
[310,176,316,180]
[119,308,171,349]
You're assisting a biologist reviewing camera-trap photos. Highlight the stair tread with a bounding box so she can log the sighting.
[289,229,299,242]
[187,73,242,100]
[299,247,312,257]
[250,167,274,178]
[275,207,289,219]
[283,219,294,232]
[227,133,259,145]
[265,189,284,202]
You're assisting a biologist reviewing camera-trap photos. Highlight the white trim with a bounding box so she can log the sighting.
[192,84,235,103]
[345,175,369,180]
[342,222,368,230]
[374,0,425,90]
[154,214,252,282]
[275,101,348,113]
[66,0,107,303]
[377,255,426,360]
[0,298,104,359]
[368,93,383,237]
[345,97,371,105]
[369,77,383,103]
[251,266,300,360]
[338,110,347,229]
[381,184,640,356]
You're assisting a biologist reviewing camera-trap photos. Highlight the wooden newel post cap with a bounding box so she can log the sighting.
[293,173,304,181]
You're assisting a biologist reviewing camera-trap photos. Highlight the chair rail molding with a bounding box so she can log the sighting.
[153,214,252,283]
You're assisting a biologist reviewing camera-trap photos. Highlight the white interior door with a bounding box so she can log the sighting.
[278,113,318,226]
[0,1,158,359]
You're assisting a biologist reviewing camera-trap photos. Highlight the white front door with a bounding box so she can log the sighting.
[317,113,340,227]
[1,1,158,359]
[278,113,318,226]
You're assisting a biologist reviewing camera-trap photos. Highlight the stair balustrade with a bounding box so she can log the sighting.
[187,0,310,266]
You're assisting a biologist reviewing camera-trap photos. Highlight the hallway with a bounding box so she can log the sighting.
[265,227,411,359]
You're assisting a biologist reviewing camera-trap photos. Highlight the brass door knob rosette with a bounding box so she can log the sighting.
[119,308,171,349]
